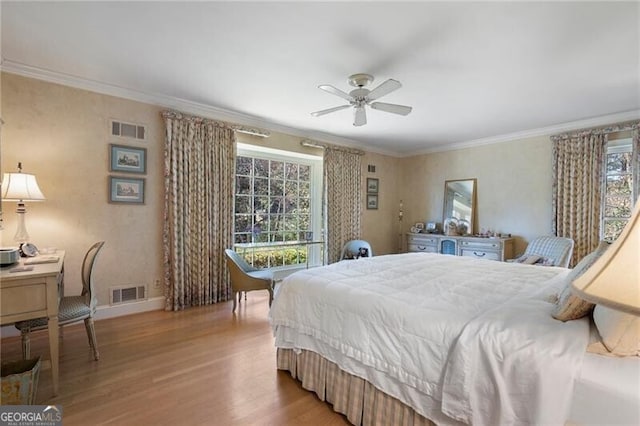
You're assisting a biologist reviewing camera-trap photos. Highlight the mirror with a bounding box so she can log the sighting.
[443,179,477,235]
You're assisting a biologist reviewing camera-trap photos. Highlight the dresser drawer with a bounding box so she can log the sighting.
[408,244,438,253]
[407,235,438,245]
[459,240,501,250]
[460,249,500,261]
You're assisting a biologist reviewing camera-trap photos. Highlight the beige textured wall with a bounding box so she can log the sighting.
[1,73,165,304]
[361,152,402,255]
[399,137,554,255]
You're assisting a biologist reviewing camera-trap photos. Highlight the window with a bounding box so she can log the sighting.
[602,138,633,241]
[234,144,322,268]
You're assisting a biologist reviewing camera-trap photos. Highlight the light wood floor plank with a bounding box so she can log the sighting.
[1,293,349,425]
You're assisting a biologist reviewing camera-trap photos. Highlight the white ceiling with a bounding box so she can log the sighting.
[2,1,639,156]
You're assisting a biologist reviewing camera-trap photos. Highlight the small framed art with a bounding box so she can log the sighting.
[109,176,145,204]
[367,178,379,194]
[367,194,378,210]
[110,144,147,174]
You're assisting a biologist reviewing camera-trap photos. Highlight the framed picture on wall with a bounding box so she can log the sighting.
[109,176,145,204]
[110,144,147,174]
[367,194,378,210]
[367,178,379,194]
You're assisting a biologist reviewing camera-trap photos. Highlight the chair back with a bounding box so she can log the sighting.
[524,236,574,267]
[81,241,106,310]
[340,239,373,260]
[224,249,257,273]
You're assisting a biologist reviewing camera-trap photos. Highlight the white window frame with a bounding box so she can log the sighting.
[234,143,323,273]
[601,137,633,241]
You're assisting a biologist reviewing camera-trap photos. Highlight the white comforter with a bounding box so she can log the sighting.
[270,253,590,426]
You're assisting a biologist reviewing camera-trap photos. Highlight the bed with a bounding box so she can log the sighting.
[269,252,640,426]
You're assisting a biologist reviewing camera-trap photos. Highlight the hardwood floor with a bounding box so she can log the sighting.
[0,293,350,425]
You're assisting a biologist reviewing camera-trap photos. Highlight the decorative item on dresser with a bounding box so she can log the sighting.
[407,233,514,261]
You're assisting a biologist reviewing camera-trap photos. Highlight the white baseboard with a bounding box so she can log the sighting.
[0,297,165,339]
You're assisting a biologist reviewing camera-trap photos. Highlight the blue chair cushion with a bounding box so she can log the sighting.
[15,296,92,331]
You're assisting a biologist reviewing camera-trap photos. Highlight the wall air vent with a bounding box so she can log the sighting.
[111,120,146,141]
[110,285,146,305]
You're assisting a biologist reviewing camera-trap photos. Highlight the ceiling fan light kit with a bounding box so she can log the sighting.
[311,73,413,127]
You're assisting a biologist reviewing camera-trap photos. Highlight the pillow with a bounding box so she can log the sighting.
[552,241,611,321]
[588,305,640,357]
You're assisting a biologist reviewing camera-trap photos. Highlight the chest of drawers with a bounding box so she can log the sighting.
[407,234,514,261]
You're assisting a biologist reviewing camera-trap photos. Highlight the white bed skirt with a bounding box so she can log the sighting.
[277,348,436,426]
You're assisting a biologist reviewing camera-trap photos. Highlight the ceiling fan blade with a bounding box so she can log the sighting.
[311,104,351,117]
[370,102,412,116]
[354,106,366,127]
[367,79,402,101]
[318,85,353,102]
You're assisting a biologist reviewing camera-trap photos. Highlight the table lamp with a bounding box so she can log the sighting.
[1,162,46,244]
[572,199,640,315]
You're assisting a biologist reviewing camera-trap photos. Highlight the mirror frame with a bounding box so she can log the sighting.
[443,178,477,235]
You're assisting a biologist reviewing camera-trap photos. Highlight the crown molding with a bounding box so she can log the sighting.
[407,110,640,156]
[0,60,403,156]
[2,59,637,159]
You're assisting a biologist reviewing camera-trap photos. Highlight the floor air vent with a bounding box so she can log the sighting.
[110,285,146,305]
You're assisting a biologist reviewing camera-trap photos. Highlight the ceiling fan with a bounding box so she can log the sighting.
[311,73,412,127]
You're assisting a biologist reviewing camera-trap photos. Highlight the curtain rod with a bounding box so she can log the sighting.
[300,139,364,155]
[550,119,639,141]
[162,110,270,138]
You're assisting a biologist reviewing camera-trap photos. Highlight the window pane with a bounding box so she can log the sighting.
[299,164,310,181]
[285,180,298,197]
[604,196,632,218]
[606,152,632,173]
[269,197,284,214]
[234,215,250,233]
[234,233,250,244]
[286,163,298,180]
[236,176,251,194]
[606,175,632,195]
[299,181,310,198]
[270,161,284,179]
[236,156,252,175]
[284,196,297,214]
[254,178,269,196]
[254,159,269,177]
[235,196,252,214]
[603,219,628,241]
[270,179,284,197]
[254,196,269,215]
[299,215,310,230]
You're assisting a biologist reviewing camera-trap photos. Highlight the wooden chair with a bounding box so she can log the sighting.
[15,241,105,361]
[224,249,274,313]
[340,239,374,260]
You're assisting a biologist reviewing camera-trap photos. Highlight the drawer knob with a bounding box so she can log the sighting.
[473,251,486,257]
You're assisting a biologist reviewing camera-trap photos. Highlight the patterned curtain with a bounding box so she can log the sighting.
[551,120,640,266]
[161,111,235,311]
[552,134,605,266]
[324,146,363,264]
[633,128,640,203]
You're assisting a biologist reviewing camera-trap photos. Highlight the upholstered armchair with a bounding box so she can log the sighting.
[224,249,274,313]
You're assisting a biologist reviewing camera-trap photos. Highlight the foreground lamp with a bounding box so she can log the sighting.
[1,162,46,244]
[572,200,640,315]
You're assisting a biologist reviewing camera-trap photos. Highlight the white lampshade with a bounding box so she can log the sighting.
[572,200,640,315]
[1,172,46,201]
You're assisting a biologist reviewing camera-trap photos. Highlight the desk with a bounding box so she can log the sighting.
[0,252,65,396]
